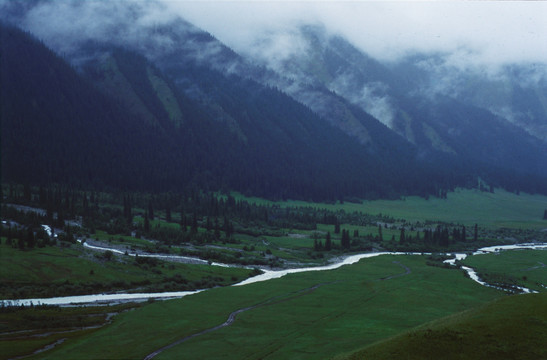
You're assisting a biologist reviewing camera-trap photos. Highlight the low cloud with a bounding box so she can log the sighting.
[330,74,395,128]
[3,0,546,70]
[162,1,547,68]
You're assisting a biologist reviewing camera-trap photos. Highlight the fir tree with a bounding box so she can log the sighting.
[166,203,172,222]
[341,229,350,249]
[148,200,154,220]
[192,214,198,233]
[144,211,150,232]
[325,232,332,251]
[378,225,383,242]
[214,218,220,238]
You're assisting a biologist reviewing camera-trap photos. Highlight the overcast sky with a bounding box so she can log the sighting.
[160,0,547,67]
[2,0,546,70]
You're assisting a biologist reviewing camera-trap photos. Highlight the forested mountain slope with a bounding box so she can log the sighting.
[2,24,461,200]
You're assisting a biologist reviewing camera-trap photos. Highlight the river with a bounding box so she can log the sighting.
[2,243,546,306]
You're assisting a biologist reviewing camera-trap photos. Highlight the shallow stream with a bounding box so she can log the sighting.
[2,243,546,306]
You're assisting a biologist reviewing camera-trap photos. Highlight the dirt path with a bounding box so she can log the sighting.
[522,262,546,271]
[143,282,334,360]
[380,261,411,280]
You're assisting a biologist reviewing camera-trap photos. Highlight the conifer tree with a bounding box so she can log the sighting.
[166,203,172,222]
[341,229,350,249]
[214,218,221,239]
[325,232,332,251]
[144,211,150,232]
[148,200,154,220]
[378,225,383,242]
[192,214,199,233]
[334,219,340,234]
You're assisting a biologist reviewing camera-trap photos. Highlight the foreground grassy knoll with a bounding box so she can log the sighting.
[462,249,547,293]
[234,188,547,229]
[0,241,253,299]
[33,255,502,360]
[338,293,547,360]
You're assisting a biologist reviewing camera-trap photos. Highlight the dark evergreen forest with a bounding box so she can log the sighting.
[2,24,546,201]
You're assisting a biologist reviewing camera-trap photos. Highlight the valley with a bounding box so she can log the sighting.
[1,1,547,359]
[1,186,546,359]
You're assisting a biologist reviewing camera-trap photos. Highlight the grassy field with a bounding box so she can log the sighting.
[338,293,547,360]
[32,254,503,360]
[462,249,547,293]
[232,188,547,228]
[3,189,546,359]
[91,230,154,248]
[0,303,140,360]
[0,242,253,299]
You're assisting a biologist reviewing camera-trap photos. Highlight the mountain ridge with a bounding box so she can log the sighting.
[2,1,547,198]
[3,23,462,200]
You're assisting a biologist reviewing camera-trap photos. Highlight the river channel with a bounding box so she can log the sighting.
[2,243,546,306]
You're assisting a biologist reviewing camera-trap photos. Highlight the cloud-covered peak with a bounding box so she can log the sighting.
[161,1,547,68]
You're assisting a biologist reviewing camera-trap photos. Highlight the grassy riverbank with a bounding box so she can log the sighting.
[0,242,254,299]
[461,249,547,293]
[32,254,503,359]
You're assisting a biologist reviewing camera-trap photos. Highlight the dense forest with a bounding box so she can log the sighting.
[2,24,547,202]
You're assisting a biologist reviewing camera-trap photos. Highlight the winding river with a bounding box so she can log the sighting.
[2,243,546,306]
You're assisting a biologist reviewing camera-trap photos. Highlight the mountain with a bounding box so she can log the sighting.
[243,25,547,181]
[0,24,186,190]
[2,23,455,200]
[2,1,546,198]
[392,55,547,142]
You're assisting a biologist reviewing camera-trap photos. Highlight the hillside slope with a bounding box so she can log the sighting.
[338,293,547,360]
[2,24,452,200]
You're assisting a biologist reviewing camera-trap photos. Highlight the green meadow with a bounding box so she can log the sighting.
[0,242,253,299]
[233,188,547,228]
[33,254,503,360]
[462,249,547,293]
[339,293,547,360]
[2,189,546,359]
[0,303,140,360]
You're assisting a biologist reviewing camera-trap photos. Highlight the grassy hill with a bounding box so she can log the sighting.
[29,255,502,359]
[337,293,547,360]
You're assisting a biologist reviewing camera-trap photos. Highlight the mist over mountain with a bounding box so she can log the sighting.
[1,0,546,198]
